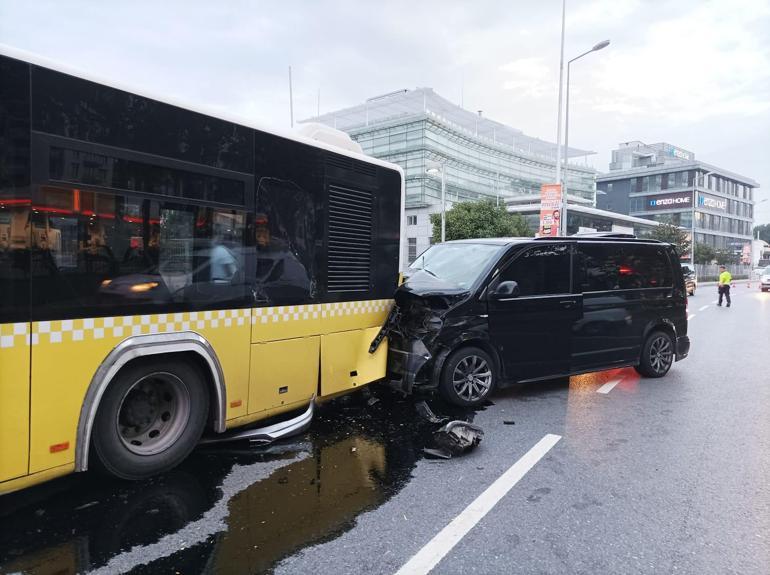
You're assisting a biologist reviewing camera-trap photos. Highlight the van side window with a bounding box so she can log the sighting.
[500,243,570,296]
[577,243,673,292]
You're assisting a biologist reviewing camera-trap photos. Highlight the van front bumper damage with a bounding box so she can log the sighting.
[385,338,433,394]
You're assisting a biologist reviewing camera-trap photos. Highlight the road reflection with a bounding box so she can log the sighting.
[0,391,437,575]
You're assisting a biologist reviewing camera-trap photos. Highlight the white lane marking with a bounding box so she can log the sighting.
[393,434,561,575]
[596,378,622,394]
[698,305,709,311]
[688,314,695,320]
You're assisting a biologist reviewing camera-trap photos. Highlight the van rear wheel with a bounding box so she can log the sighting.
[635,331,674,378]
[92,358,209,480]
[439,346,496,407]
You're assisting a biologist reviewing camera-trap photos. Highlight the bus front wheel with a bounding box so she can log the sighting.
[92,358,209,480]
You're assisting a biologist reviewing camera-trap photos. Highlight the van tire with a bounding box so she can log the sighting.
[635,331,674,378]
[438,346,496,407]
[92,358,209,480]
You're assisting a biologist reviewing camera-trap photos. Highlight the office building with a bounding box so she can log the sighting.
[596,141,758,257]
[303,88,597,263]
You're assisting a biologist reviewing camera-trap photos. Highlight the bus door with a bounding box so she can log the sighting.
[0,203,31,482]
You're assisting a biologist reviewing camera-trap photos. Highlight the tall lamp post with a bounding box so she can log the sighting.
[561,39,610,235]
[426,162,447,242]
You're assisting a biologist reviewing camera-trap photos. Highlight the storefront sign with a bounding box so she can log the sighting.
[698,193,727,211]
[538,184,562,237]
[645,192,692,210]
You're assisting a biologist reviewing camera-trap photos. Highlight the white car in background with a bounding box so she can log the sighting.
[760,268,770,292]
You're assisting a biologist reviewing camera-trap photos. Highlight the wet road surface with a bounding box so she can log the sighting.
[2,286,769,574]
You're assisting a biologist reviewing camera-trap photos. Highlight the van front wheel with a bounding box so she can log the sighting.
[635,331,674,378]
[439,346,496,407]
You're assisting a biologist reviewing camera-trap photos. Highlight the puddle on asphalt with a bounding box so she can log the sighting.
[0,390,478,575]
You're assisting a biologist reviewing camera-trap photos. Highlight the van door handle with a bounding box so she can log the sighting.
[559,299,577,308]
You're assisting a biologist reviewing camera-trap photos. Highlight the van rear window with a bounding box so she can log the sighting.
[577,244,673,292]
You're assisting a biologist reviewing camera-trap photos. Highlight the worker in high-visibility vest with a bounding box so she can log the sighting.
[717,265,732,307]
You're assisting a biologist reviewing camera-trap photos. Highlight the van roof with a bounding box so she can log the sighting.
[444,236,666,247]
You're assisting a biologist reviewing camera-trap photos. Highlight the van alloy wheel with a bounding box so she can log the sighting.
[648,335,673,375]
[452,355,493,403]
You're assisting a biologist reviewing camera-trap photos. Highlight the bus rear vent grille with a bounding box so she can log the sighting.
[327,184,372,292]
[326,154,377,178]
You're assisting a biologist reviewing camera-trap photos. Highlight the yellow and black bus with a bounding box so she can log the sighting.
[0,46,403,495]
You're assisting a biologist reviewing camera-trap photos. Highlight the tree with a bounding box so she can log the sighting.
[714,249,739,265]
[693,242,716,264]
[753,224,770,244]
[429,200,531,243]
[648,222,691,258]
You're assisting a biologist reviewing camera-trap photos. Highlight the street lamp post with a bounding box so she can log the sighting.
[561,39,610,235]
[426,162,447,242]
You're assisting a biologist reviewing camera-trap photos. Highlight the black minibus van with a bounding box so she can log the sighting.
[377,234,689,406]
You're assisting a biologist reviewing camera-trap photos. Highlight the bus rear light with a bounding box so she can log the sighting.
[49,441,69,453]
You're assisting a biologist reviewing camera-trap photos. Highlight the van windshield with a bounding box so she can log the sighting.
[408,243,503,289]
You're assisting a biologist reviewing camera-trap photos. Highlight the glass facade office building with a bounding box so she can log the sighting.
[597,142,758,256]
[304,88,596,263]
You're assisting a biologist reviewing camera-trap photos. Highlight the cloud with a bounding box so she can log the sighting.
[500,57,552,99]
[588,0,770,123]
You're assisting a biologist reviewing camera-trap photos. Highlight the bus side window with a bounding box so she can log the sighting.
[255,177,316,305]
[157,204,249,305]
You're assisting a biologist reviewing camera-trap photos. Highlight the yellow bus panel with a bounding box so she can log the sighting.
[320,327,387,397]
[249,337,319,413]
[251,305,322,343]
[0,322,30,482]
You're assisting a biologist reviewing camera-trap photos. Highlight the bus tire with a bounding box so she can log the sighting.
[91,357,209,480]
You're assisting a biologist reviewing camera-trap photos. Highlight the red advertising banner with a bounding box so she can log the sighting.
[538,183,562,237]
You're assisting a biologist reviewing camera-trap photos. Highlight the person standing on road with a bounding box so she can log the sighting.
[718,265,732,307]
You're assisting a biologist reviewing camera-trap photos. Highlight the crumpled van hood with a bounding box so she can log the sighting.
[397,270,469,302]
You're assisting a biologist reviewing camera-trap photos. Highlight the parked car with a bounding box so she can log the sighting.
[377,234,689,406]
[761,268,770,292]
[681,264,697,296]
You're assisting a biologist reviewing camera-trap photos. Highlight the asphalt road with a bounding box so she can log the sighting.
[2,285,769,575]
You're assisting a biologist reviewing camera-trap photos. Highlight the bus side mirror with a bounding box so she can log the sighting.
[490,280,520,299]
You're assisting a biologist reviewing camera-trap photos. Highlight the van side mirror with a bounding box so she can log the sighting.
[490,280,520,299]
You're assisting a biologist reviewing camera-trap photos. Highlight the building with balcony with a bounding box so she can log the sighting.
[596,141,759,258]
[303,88,596,263]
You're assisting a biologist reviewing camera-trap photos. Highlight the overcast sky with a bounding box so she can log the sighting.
[2,0,769,223]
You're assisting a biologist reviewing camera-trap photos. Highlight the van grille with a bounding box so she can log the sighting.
[327,184,372,292]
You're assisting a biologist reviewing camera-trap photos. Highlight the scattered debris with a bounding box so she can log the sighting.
[415,400,449,424]
[350,447,357,453]
[423,447,452,459]
[433,421,484,457]
[366,396,381,407]
[503,420,516,425]
[74,501,100,511]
